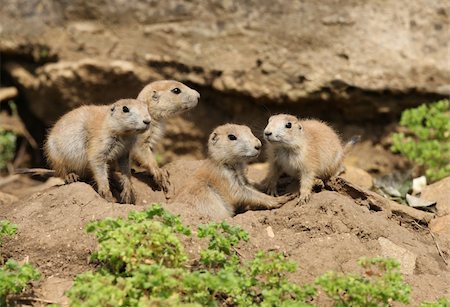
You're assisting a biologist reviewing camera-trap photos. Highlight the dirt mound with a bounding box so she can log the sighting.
[0,160,449,305]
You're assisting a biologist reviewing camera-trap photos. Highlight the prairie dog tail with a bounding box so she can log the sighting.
[15,168,56,177]
[343,135,361,154]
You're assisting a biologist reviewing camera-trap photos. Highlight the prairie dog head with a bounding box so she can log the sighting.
[264,114,304,147]
[137,80,200,119]
[208,124,262,165]
[109,99,151,135]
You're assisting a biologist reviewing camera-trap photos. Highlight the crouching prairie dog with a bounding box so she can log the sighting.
[45,99,151,204]
[169,124,294,219]
[131,80,200,193]
[263,114,358,205]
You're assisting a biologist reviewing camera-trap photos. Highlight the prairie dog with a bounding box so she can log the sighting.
[263,114,356,205]
[170,124,293,219]
[45,99,151,204]
[132,80,200,193]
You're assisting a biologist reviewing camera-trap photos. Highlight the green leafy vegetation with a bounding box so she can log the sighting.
[0,260,41,305]
[0,128,16,171]
[316,257,411,306]
[421,297,450,307]
[0,221,18,243]
[68,205,416,306]
[0,221,41,305]
[391,99,450,182]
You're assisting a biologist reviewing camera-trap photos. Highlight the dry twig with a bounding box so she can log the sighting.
[413,221,448,266]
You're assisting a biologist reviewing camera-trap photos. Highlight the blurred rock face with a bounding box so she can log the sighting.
[0,0,448,159]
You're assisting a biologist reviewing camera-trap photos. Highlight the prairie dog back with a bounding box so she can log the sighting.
[263,114,345,204]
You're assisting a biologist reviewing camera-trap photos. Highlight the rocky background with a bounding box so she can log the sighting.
[1,0,449,165]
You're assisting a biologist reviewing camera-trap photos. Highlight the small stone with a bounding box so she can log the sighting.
[429,215,450,235]
[341,165,373,190]
[266,226,275,238]
[412,176,427,195]
[406,193,436,209]
[69,22,102,34]
[378,237,417,275]
[421,177,450,216]
[0,191,18,206]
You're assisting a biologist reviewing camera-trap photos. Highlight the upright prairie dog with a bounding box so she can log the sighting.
[45,99,151,204]
[132,80,200,193]
[170,124,293,219]
[263,114,357,205]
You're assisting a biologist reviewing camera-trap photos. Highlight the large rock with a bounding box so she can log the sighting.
[3,59,156,125]
[429,215,450,236]
[378,237,417,275]
[1,0,448,122]
[421,177,450,216]
[341,165,373,190]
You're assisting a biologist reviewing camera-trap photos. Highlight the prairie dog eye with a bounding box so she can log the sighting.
[171,88,181,94]
[122,106,129,113]
[228,134,237,141]
[285,122,292,129]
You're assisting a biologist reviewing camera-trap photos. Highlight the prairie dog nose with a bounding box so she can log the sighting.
[143,118,151,125]
[264,131,272,137]
[255,139,262,150]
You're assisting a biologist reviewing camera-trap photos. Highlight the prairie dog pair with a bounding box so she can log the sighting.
[45,99,151,204]
[131,80,200,193]
[263,114,357,204]
[170,124,293,219]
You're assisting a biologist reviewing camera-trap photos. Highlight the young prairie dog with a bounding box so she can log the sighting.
[263,114,357,205]
[170,124,293,219]
[131,80,200,193]
[45,99,151,204]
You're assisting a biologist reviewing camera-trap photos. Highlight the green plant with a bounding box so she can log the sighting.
[0,220,17,244]
[197,221,249,268]
[391,99,450,181]
[316,257,411,306]
[0,260,41,305]
[68,205,422,306]
[68,205,315,306]
[0,221,41,305]
[421,297,450,307]
[0,128,16,170]
[86,205,191,273]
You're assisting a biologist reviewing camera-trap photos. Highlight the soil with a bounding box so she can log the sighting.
[0,159,449,306]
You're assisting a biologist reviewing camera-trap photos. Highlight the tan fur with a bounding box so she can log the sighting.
[45,99,151,204]
[263,114,346,205]
[131,80,200,193]
[170,124,293,219]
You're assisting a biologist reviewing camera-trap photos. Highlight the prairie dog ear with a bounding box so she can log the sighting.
[110,104,116,113]
[152,91,160,102]
[210,132,219,145]
[298,123,303,130]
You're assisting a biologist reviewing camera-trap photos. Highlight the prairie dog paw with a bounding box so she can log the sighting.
[65,173,80,184]
[120,186,136,204]
[296,193,311,206]
[98,188,115,203]
[266,183,279,196]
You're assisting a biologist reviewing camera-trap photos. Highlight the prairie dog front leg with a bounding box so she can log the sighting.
[240,186,293,211]
[264,162,283,196]
[131,145,170,193]
[298,172,315,205]
[89,154,114,202]
[117,153,136,204]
